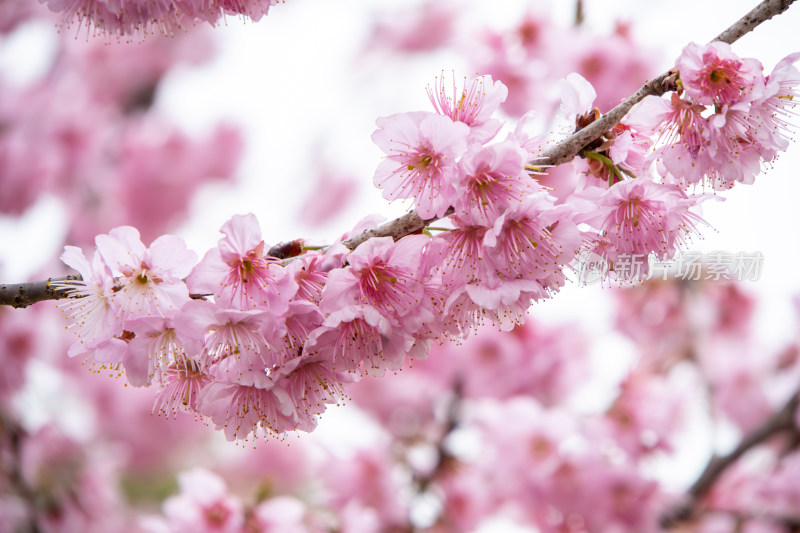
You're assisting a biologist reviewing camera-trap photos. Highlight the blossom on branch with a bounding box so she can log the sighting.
[372,111,469,219]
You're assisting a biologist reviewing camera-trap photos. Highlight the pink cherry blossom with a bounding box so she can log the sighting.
[372,111,469,218]
[174,300,276,387]
[444,281,537,333]
[706,103,764,185]
[559,72,597,118]
[95,226,195,321]
[152,358,211,416]
[123,316,187,387]
[285,253,328,304]
[626,93,715,187]
[187,213,294,312]
[198,379,297,440]
[483,196,582,289]
[41,0,281,39]
[53,245,119,352]
[748,52,800,161]
[580,179,705,263]
[321,236,428,320]
[270,352,348,429]
[427,73,508,143]
[305,305,409,376]
[677,42,764,106]
[272,299,324,362]
[40,0,189,39]
[432,218,491,288]
[161,468,244,533]
[454,140,538,225]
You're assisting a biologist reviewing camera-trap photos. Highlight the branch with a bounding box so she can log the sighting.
[575,0,584,26]
[341,208,453,251]
[713,0,796,44]
[0,276,81,309]
[0,275,211,309]
[0,0,796,310]
[661,391,800,528]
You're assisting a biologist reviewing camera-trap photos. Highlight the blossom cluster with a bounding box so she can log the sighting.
[54,41,799,441]
[627,43,800,190]
[39,0,282,39]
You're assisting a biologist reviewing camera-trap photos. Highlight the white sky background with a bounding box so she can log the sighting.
[1,0,800,525]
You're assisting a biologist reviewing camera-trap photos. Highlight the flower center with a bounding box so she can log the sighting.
[709,68,727,84]
[408,152,434,171]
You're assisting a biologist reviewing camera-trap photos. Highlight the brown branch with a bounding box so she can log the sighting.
[575,0,584,26]
[661,391,800,528]
[1,0,796,310]
[713,0,796,44]
[0,275,210,309]
[341,208,453,251]
[0,275,82,309]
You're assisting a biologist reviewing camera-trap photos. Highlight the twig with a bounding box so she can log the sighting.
[713,0,796,44]
[575,0,584,26]
[0,276,210,308]
[0,0,796,309]
[0,276,81,309]
[341,208,453,251]
[661,391,800,528]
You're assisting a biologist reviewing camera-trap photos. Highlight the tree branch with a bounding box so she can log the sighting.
[575,0,584,26]
[713,0,796,44]
[0,276,81,309]
[341,208,453,251]
[661,391,800,528]
[0,0,796,309]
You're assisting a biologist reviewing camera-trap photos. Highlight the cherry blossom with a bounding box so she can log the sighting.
[676,41,764,106]
[96,226,196,321]
[187,213,294,312]
[371,111,469,218]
